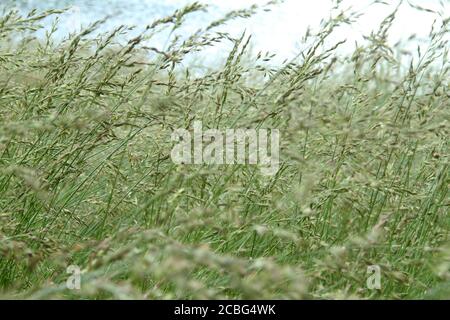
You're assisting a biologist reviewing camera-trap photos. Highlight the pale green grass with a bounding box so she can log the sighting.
[0,3,448,299]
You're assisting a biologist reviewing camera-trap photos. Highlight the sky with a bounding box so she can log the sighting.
[171,0,448,65]
[4,0,448,65]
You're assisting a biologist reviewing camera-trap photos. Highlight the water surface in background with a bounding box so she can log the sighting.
[3,0,447,66]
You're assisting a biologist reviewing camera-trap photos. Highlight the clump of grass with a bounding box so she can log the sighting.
[0,2,448,299]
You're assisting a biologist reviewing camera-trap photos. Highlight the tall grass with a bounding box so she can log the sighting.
[0,2,448,299]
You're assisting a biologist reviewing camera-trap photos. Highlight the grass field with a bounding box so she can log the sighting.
[0,3,448,299]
